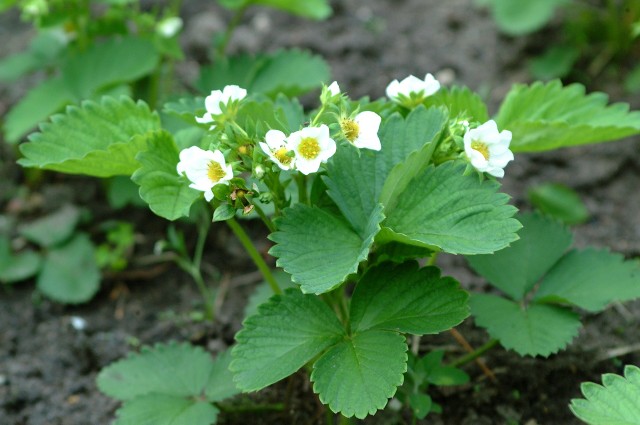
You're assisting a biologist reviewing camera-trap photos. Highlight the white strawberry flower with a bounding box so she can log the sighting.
[196,85,247,124]
[288,125,336,175]
[463,120,514,178]
[157,17,183,38]
[340,111,381,151]
[328,81,341,96]
[176,146,233,201]
[259,129,296,171]
[385,73,441,107]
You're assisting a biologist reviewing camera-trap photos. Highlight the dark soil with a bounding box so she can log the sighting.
[2,0,640,424]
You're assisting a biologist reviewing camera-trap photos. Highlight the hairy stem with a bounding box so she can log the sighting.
[227,218,282,294]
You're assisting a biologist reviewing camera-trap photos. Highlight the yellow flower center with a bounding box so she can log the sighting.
[298,137,321,160]
[471,141,490,160]
[207,160,225,183]
[341,119,360,142]
[274,147,293,165]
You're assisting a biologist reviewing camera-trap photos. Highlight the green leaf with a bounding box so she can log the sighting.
[427,366,469,386]
[470,294,580,357]
[162,96,205,125]
[325,106,447,234]
[218,0,330,19]
[349,262,469,335]
[424,86,489,122]
[529,45,580,80]
[249,49,330,97]
[534,249,640,312]
[19,96,161,176]
[311,330,407,419]
[382,161,521,255]
[98,342,237,402]
[4,77,72,143]
[466,212,572,301]
[0,236,42,284]
[114,394,218,425]
[254,0,331,19]
[131,130,201,220]
[484,0,568,36]
[528,183,589,225]
[409,393,433,420]
[378,108,449,211]
[0,30,67,82]
[495,80,640,152]
[37,234,100,304]
[18,204,81,247]
[98,344,237,425]
[269,204,383,294]
[197,50,329,98]
[570,365,640,425]
[243,271,294,319]
[61,37,160,99]
[230,288,345,391]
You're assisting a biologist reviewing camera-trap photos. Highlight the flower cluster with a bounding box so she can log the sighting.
[177,74,515,202]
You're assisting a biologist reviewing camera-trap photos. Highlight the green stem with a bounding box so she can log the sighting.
[217,5,248,58]
[295,173,308,205]
[311,104,327,126]
[227,218,282,294]
[427,252,439,266]
[251,201,276,233]
[175,258,214,320]
[449,339,499,368]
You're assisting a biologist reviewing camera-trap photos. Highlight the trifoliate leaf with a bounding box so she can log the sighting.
[470,294,581,357]
[570,365,640,425]
[61,37,160,99]
[114,394,219,425]
[424,86,489,122]
[382,161,521,255]
[466,212,572,301]
[269,204,384,294]
[0,236,42,284]
[528,183,589,225]
[495,80,640,152]
[18,204,81,247]
[98,343,237,425]
[535,249,640,312]
[98,343,237,401]
[19,96,161,177]
[131,130,201,221]
[37,234,100,304]
[325,106,447,235]
[349,262,469,335]
[4,77,72,143]
[311,330,407,419]
[230,288,345,391]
